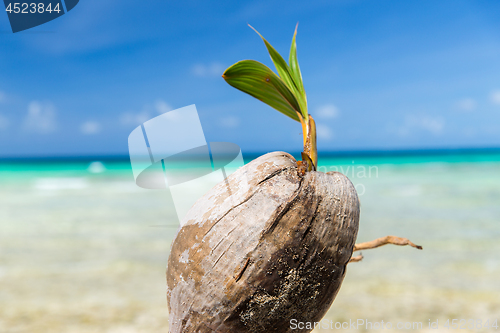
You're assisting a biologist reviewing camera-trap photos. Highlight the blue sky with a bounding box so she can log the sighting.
[1,0,500,157]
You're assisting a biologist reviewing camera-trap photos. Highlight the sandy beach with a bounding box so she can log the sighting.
[0,157,499,332]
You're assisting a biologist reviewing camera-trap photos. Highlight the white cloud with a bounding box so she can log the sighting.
[220,116,239,128]
[120,110,151,126]
[456,98,476,111]
[23,101,56,134]
[490,90,500,105]
[121,99,174,126]
[316,104,339,119]
[419,116,444,134]
[0,114,9,130]
[81,121,101,135]
[155,99,172,114]
[396,115,444,136]
[192,62,226,77]
[316,124,334,140]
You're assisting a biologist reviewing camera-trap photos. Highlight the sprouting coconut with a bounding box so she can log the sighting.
[166,24,422,333]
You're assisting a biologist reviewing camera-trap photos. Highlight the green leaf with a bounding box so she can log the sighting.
[248,25,295,90]
[248,24,308,120]
[223,60,302,122]
[288,23,308,122]
[289,23,305,99]
[248,25,307,120]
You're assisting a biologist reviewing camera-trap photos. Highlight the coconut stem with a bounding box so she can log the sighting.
[298,114,317,172]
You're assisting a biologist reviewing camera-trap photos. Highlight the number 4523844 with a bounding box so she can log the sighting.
[5,3,61,14]
[443,319,498,330]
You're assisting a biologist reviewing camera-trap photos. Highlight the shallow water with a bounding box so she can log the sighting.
[319,159,500,333]
[0,154,499,332]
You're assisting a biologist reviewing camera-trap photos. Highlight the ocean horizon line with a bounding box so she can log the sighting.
[0,146,500,163]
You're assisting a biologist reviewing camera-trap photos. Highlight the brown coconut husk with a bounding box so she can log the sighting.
[167,151,360,332]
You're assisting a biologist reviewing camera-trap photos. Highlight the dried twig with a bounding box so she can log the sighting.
[353,235,422,252]
[348,235,422,264]
[348,253,363,263]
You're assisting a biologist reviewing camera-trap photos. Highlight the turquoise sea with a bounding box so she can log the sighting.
[0,150,499,332]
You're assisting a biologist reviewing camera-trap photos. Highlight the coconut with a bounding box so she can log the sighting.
[165,24,421,333]
[167,151,359,332]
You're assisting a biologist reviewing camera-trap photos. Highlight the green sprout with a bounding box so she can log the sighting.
[222,24,317,172]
